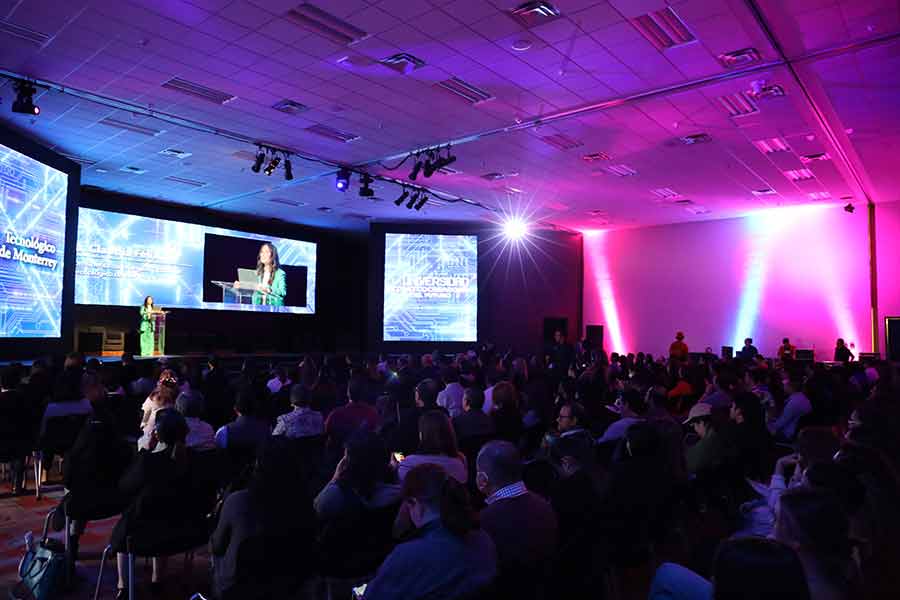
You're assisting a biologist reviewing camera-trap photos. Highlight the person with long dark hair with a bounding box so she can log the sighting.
[252,242,286,307]
[363,463,497,599]
[139,295,163,356]
[396,410,467,484]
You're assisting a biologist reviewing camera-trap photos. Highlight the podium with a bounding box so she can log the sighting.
[211,280,256,305]
[152,312,166,355]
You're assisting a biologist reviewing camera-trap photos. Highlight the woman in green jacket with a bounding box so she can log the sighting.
[139,296,157,356]
[252,242,286,307]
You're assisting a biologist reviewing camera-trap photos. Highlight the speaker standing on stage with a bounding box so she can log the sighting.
[139,296,161,357]
[250,242,286,307]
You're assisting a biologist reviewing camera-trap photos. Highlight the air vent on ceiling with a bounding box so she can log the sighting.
[582,152,611,162]
[316,206,334,213]
[60,153,97,167]
[508,1,561,28]
[540,133,583,150]
[304,123,359,142]
[717,92,759,118]
[800,152,831,163]
[272,99,309,114]
[435,77,494,105]
[679,133,712,145]
[673,199,694,205]
[604,164,637,177]
[162,77,236,104]
[481,172,505,181]
[159,148,192,159]
[98,117,164,137]
[783,168,815,182]
[631,7,695,50]
[164,175,207,188]
[268,198,307,207]
[436,166,461,175]
[808,191,831,201]
[685,205,710,215]
[589,209,608,216]
[0,18,50,46]
[651,187,681,200]
[505,186,524,195]
[120,165,147,175]
[286,4,369,46]
[380,52,425,74]
[751,188,777,196]
[718,48,761,69]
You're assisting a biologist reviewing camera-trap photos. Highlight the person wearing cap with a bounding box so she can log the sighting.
[684,403,724,475]
[669,332,689,362]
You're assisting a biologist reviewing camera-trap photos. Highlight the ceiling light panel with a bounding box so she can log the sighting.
[540,134,583,150]
[161,78,236,105]
[508,1,562,28]
[303,124,359,142]
[631,7,696,51]
[0,18,50,45]
[434,77,494,105]
[603,164,638,177]
[98,117,165,136]
[286,3,369,46]
[717,91,759,118]
[783,168,815,182]
[752,137,791,154]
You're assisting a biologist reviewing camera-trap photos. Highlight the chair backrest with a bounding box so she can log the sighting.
[316,500,400,578]
[39,414,88,455]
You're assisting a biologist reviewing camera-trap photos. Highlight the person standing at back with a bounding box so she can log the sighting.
[778,338,797,361]
[834,338,854,363]
[669,332,689,363]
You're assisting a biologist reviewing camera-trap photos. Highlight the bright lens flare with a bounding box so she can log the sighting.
[502,218,528,241]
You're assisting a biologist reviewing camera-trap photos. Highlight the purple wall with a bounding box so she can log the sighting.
[582,203,895,359]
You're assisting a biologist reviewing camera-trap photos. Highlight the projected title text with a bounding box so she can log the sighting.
[0,231,59,270]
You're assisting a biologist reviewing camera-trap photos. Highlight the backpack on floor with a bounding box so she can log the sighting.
[9,531,66,600]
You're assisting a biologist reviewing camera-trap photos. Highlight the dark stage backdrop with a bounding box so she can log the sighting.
[74,189,367,355]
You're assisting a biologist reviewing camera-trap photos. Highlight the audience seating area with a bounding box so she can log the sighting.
[1,346,899,600]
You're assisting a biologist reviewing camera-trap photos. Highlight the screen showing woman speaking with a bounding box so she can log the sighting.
[74,207,316,313]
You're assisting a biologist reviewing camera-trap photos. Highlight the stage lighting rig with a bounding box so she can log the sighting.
[407,190,420,209]
[395,187,409,206]
[251,146,265,173]
[409,154,423,180]
[11,80,40,115]
[359,173,374,197]
[335,168,351,191]
[422,150,438,178]
[283,155,293,180]
[263,153,281,176]
[844,203,855,213]
[414,193,428,210]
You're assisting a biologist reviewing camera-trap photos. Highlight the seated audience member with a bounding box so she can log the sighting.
[778,337,797,360]
[436,367,465,418]
[549,434,600,545]
[397,410,468,484]
[700,368,740,411]
[724,391,771,480]
[684,402,725,475]
[482,370,500,414]
[490,381,523,445]
[110,409,197,598]
[555,401,592,442]
[477,441,559,596]
[39,373,94,436]
[315,431,401,519]
[775,488,858,600]
[597,388,646,444]
[174,390,215,451]
[736,337,759,361]
[769,375,812,440]
[363,464,497,600]
[265,367,292,395]
[214,387,271,451]
[0,367,31,494]
[273,383,324,439]
[137,384,178,449]
[324,376,379,451]
[385,378,438,455]
[452,386,495,442]
[210,436,316,598]
[768,427,839,508]
[650,537,811,600]
[748,368,775,411]
[55,373,132,566]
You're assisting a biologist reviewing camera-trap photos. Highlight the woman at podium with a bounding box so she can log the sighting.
[252,242,286,306]
[139,296,165,356]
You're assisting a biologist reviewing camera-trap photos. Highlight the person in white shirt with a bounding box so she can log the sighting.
[437,367,465,418]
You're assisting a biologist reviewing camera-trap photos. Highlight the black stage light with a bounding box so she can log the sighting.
[264,155,281,176]
[251,147,265,173]
[395,188,409,206]
[409,156,423,180]
[414,193,428,210]
[407,191,419,209]
[359,173,374,197]
[283,157,293,180]
[11,81,39,115]
[422,150,438,178]
[335,168,351,191]
[844,203,855,213]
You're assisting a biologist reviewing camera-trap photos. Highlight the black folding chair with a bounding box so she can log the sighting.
[34,414,88,498]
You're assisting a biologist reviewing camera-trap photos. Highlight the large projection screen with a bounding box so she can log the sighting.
[382,233,478,342]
